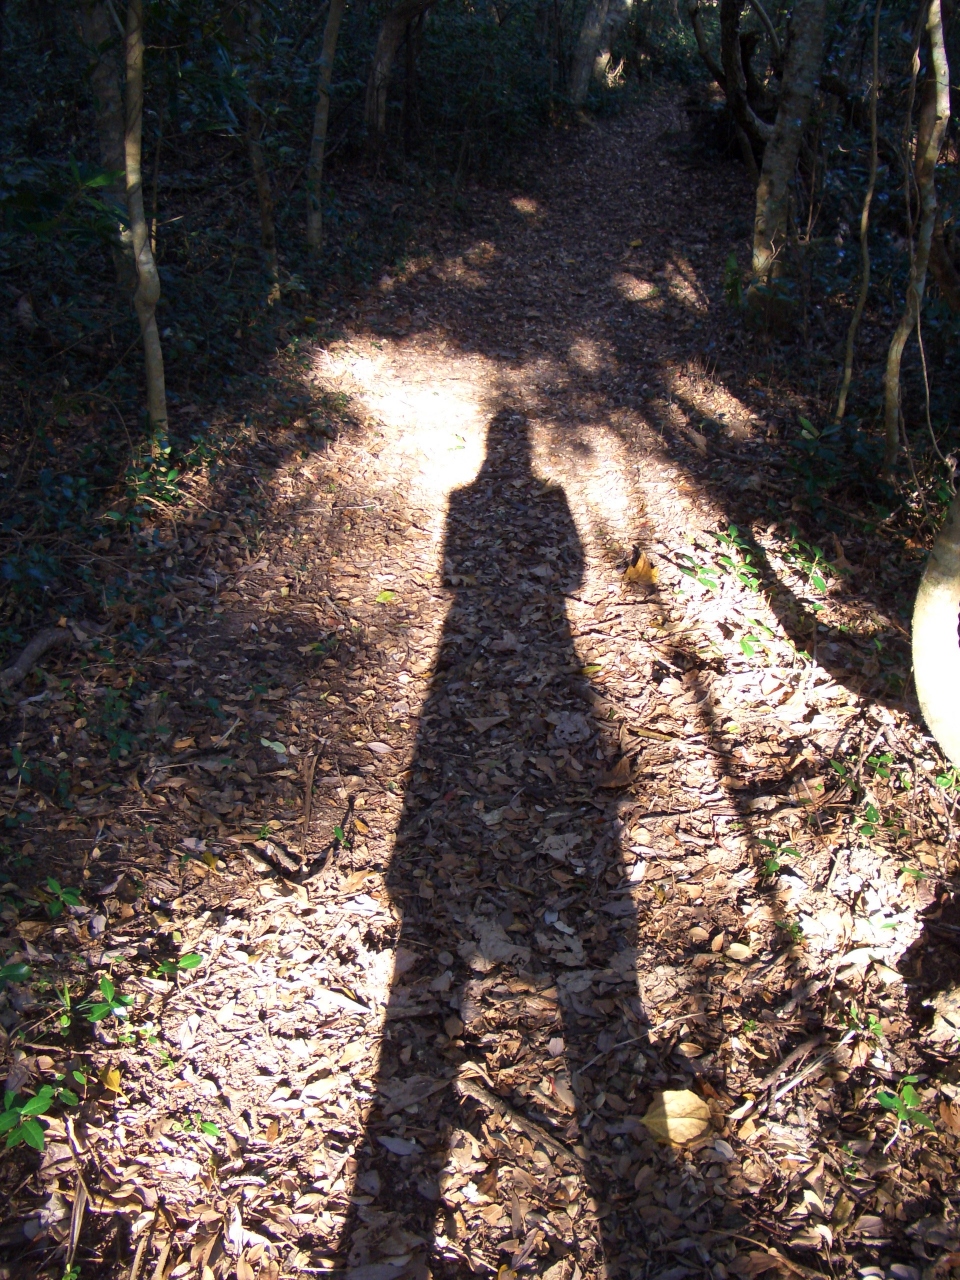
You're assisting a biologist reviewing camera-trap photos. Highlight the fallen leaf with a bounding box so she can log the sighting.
[597,756,634,788]
[726,943,752,961]
[940,1099,960,1136]
[624,549,658,585]
[99,1066,122,1093]
[376,590,398,603]
[640,1089,712,1143]
[466,714,510,733]
[366,741,394,755]
[377,1134,420,1156]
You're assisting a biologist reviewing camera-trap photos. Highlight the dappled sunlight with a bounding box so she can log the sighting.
[612,270,664,307]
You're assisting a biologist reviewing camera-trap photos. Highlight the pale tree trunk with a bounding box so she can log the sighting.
[79,0,135,287]
[124,0,167,440]
[245,0,280,300]
[750,0,826,285]
[570,0,612,107]
[364,0,434,154]
[883,0,950,472]
[306,0,347,254]
[913,487,960,768]
[834,0,881,424]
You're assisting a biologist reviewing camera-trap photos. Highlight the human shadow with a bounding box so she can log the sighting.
[336,410,659,1278]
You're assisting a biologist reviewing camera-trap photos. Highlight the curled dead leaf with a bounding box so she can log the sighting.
[624,547,658,585]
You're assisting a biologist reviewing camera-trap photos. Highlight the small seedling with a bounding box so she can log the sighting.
[741,1018,758,1034]
[0,1083,79,1151]
[935,767,960,791]
[877,1076,934,1140]
[758,837,797,878]
[82,975,134,1023]
[867,752,893,780]
[859,802,881,838]
[44,878,81,919]
[775,920,804,944]
[677,551,720,591]
[154,952,203,978]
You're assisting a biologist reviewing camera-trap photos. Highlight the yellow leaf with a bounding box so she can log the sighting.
[201,851,218,870]
[625,549,658,585]
[99,1066,122,1093]
[630,238,643,247]
[265,1119,280,1143]
[353,817,369,834]
[640,1089,711,1144]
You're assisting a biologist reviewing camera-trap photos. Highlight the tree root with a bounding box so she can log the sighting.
[0,621,104,689]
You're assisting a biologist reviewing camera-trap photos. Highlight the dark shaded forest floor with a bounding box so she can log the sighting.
[1,96,959,1280]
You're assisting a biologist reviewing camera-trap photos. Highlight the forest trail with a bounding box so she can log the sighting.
[5,99,959,1280]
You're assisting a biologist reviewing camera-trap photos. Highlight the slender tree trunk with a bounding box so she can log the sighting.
[720,0,773,151]
[686,0,726,87]
[883,0,950,472]
[79,0,135,287]
[835,0,881,423]
[750,0,825,286]
[245,1,280,300]
[570,0,612,106]
[124,0,167,440]
[306,0,347,253]
[364,0,434,154]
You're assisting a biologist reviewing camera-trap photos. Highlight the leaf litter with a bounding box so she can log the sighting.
[0,97,957,1280]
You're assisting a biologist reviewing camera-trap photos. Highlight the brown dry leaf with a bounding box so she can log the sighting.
[940,1099,960,1136]
[265,1119,280,1143]
[465,713,510,733]
[624,548,657,585]
[640,1089,712,1143]
[597,756,634,788]
[237,1257,256,1280]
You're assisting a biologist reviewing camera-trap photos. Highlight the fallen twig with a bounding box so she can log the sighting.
[453,1075,578,1164]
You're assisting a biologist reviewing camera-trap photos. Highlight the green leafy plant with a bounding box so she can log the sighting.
[783,527,832,593]
[877,1076,935,1135]
[0,1082,79,1150]
[859,802,881,838]
[741,1018,758,1034]
[723,253,743,307]
[758,837,798,878]
[711,525,761,592]
[82,975,134,1023]
[677,550,720,591]
[154,952,203,977]
[0,960,30,985]
[775,919,804,944]
[867,752,894,780]
[935,766,960,791]
[43,877,81,919]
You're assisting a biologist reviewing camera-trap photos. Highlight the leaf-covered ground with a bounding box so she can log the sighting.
[1,97,959,1280]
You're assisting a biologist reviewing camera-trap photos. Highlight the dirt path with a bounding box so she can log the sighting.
[2,98,959,1280]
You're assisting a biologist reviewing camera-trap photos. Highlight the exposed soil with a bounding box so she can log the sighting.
[1,97,959,1280]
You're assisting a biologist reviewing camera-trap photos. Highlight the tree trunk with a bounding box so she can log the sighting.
[913,487,960,768]
[883,0,950,472]
[306,0,347,253]
[364,0,434,154]
[79,0,135,287]
[750,0,826,285]
[686,0,726,87]
[720,0,773,151]
[834,0,881,424]
[570,0,612,107]
[124,0,167,441]
[245,1,280,300]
